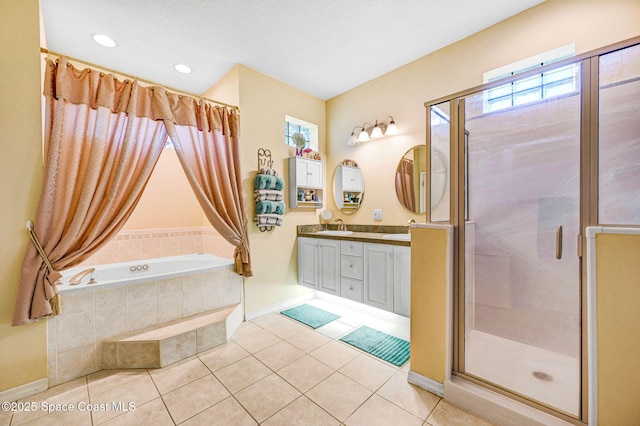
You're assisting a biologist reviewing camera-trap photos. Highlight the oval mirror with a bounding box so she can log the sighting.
[395,145,447,214]
[333,159,364,214]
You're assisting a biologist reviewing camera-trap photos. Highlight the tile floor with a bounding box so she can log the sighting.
[1,299,493,425]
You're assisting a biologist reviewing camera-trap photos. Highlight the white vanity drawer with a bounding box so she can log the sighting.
[341,241,363,256]
[340,277,364,303]
[340,255,363,280]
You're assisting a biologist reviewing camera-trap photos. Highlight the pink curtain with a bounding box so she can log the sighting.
[165,110,252,276]
[395,158,416,212]
[13,58,250,325]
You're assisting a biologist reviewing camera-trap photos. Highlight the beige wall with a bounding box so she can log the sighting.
[122,148,207,230]
[596,233,640,425]
[204,65,327,313]
[0,0,48,392]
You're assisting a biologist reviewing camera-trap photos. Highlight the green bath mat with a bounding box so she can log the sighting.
[340,326,410,367]
[280,304,340,329]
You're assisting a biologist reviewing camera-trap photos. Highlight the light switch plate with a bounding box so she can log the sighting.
[373,209,383,221]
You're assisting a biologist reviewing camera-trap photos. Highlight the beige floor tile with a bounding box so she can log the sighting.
[180,396,257,426]
[427,400,495,426]
[12,378,88,425]
[0,409,11,426]
[230,321,263,340]
[198,340,250,372]
[87,369,148,397]
[277,354,334,393]
[262,395,340,426]
[234,329,282,353]
[345,394,423,426]
[316,320,354,339]
[100,398,173,426]
[286,328,332,353]
[265,318,310,339]
[254,340,305,371]
[306,372,372,422]
[162,374,230,424]
[90,374,160,424]
[214,356,271,393]
[234,374,301,423]
[148,356,210,394]
[15,407,92,426]
[250,312,291,329]
[376,371,440,420]
[339,354,397,391]
[309,340,360,370]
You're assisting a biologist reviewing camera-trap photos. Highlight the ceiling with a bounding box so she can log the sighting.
[40,0,545,100]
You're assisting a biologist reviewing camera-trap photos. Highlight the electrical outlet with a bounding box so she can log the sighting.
[373,209,383,221]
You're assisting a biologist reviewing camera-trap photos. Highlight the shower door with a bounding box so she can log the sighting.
[460,63,582,417]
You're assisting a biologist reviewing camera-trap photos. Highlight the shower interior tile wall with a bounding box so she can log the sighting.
[80,227,234,266]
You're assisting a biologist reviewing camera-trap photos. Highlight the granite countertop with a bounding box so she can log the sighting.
[297,224,411,246]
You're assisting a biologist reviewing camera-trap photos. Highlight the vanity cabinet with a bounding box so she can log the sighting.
[289,157,323,208]
[393,246,411,317]
[364,244,394,311]
[297,237,340,295]
[340,241,364,303]
[298,236,411,317]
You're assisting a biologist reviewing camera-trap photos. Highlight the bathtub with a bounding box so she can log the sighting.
[58,253,234,294]
[49,252,243,385]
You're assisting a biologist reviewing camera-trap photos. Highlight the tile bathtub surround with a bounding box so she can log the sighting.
[47,268,242,386]
[78,226,235,266]
[16,299,493,426]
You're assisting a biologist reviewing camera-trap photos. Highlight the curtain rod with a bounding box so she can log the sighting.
[40,47,238,109]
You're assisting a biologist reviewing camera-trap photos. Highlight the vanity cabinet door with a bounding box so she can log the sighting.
[298,237,319,289]
[318,239,340,296]
[393,246,411,317]
[364,243,394,312]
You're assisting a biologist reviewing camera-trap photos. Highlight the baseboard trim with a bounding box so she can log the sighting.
[0,378,48,402]
[408,370,444,397]
[245,293,314,321]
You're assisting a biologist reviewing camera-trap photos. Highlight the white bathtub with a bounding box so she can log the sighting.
[58,253,234,294]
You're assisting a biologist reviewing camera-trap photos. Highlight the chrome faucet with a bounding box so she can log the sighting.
[334,218,347,231]
[405,219,416,233]
[69,268,96,285]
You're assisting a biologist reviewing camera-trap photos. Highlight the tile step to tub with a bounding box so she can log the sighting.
[102,303,240,369]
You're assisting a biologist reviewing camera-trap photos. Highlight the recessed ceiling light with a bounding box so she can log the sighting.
[91,33,117,48]
[174,63,192,74]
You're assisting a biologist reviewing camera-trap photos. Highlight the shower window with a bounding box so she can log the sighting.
[486,64,578,112]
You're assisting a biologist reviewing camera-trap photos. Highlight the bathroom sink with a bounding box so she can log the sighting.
[314,230,354,236]
[382,233,411,241]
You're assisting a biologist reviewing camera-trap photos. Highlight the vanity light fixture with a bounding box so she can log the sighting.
[347,116,398,145]
[91,33,117,48]
[174,63,192,74]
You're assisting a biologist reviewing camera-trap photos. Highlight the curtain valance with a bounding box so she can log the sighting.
[43,57,239,135]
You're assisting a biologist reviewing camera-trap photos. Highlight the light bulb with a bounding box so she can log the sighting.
[370,123,383,138]
[357,129,370,142]
[385,120,399,135]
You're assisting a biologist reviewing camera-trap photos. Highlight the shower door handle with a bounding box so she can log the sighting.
[556,226,563,260]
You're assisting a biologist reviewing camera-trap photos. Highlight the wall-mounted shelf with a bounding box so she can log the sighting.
[289,157,324,209]
[335,164,363,210]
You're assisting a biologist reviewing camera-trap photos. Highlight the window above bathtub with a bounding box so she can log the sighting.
[285,115,318,152]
